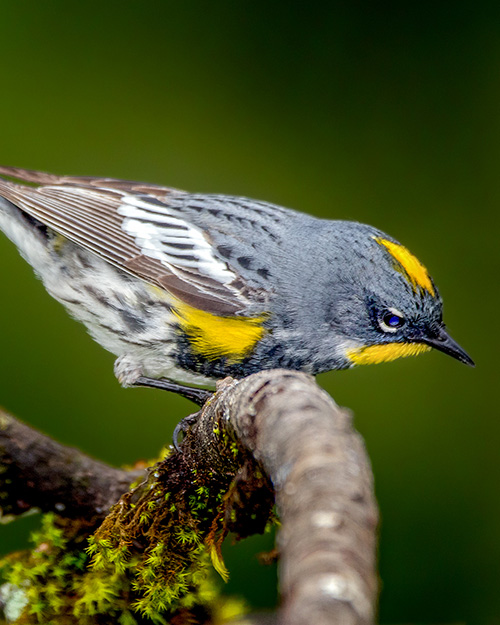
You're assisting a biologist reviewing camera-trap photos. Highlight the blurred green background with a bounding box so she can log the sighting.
[0,2,497,623]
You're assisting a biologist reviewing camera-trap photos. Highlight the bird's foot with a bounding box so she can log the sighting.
[172,412,200,452]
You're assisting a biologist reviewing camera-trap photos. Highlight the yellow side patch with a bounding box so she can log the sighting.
[173,300,267,362]
[375,237,435,296]
[347,342,431,365]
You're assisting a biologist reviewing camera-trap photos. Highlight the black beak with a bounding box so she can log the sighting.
[422,326,475,367]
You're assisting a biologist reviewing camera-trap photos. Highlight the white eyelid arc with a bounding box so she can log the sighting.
[379,307,405,333]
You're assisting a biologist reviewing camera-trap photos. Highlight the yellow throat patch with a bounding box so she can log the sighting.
[375,237,435,296]
[172,300,267,362]
[347,342,431,366]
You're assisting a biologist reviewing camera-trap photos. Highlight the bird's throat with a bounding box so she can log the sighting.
[347,342,431,365]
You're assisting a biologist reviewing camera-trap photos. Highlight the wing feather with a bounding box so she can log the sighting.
[0,169,263,315]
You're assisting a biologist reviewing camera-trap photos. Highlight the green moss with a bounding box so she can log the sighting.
[0,431,272,623]
[0,514,141,624]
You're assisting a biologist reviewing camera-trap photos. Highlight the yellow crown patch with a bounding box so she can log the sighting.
[375,237,435,296]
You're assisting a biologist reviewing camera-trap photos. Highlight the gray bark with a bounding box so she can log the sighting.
[0,370,379,624]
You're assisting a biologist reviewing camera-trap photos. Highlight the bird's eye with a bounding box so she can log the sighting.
[379,309,405,333]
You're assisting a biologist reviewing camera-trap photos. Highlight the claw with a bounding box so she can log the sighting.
[173,412,200,452]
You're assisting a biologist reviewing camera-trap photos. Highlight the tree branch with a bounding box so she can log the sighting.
[0,370,379,624]
[196,371,379,625]
[0,410,143,522]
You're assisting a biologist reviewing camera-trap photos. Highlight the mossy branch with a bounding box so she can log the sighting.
[0,370,378,625]
[209,371,379,625]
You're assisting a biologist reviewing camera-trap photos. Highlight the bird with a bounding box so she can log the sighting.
[0,166,473,404]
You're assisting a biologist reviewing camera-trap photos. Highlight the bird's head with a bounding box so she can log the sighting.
[318,224,474,369]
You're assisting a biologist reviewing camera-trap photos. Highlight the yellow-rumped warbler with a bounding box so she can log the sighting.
[0,166,473,403]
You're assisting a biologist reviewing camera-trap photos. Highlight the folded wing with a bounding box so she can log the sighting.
[0,166,262,315]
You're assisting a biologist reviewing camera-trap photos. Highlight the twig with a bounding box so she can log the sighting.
[0,410,143,522]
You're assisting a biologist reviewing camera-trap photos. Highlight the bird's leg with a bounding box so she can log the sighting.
[133,376,213,406]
